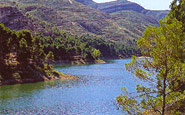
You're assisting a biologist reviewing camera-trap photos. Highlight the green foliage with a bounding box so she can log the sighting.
[0,24,55,80]
[117,87,141,114]
[169,0,185,29]
[92,49,101,60]
[45,51,54,62]
[37,27,139,62]
[117,18,185,115]
[16,30,33,63]
[32,36,46,64]
[0,24,16,78]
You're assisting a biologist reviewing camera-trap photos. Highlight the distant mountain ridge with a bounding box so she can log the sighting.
[75,0,169,21]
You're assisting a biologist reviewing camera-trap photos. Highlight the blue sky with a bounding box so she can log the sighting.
[93,0,173,10]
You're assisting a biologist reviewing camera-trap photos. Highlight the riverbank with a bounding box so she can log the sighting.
[0,59,136,114]
[0,74,78,86]
[49,59,106,65]
[0,59,105,87]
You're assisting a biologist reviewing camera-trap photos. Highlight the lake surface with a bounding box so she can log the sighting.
[0,59,142,115]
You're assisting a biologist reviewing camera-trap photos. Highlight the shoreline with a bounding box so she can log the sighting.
[0,74,78,86]
[0,58,122,86]
[50,59,107,65]
[0,59,106,87]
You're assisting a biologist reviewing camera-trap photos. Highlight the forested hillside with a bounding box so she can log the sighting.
[0,0,162,43]
[0,0,169,85]
[0,0,143,61]
[0,24,77,85]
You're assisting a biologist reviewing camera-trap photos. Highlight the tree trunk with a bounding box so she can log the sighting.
[162,63,168,115]
[162,76,166,115]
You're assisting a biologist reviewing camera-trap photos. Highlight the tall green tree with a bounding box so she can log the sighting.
[117,18,185,115]
[32,36,46,65]
[0,24,51,80]
[169,0,185,29]
[16,30,33,63]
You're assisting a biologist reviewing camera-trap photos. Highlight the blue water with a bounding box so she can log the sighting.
[0,59,142,115]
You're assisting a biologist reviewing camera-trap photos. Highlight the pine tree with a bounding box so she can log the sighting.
[117,18,185,115]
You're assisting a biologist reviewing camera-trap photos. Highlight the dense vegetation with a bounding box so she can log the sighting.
[0,0,143,83]
[0,24,62,83]
[170,0,185,31]
[38,27,140,63]
[116,0,185,114]
[0,0,168,67]
[0,22,140,84]
[0,0,164,67]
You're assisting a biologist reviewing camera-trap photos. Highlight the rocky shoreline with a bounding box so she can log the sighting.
[49,59,106,65]
[0,74,78,86]
[0,59,106,87]
[0,59,107,86]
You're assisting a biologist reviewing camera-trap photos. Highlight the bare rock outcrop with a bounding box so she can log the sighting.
[0,6,33,31]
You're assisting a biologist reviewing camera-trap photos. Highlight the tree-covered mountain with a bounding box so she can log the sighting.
[0,0,168,63]
[0,0,163,43]
[0,0,169,85]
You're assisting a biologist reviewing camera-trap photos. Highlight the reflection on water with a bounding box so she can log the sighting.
[0,59,141,115]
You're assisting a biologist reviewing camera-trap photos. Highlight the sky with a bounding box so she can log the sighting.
[93,0,173,10]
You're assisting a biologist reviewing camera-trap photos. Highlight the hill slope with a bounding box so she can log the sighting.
[110,10,158,37]
[0,0,159,43]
